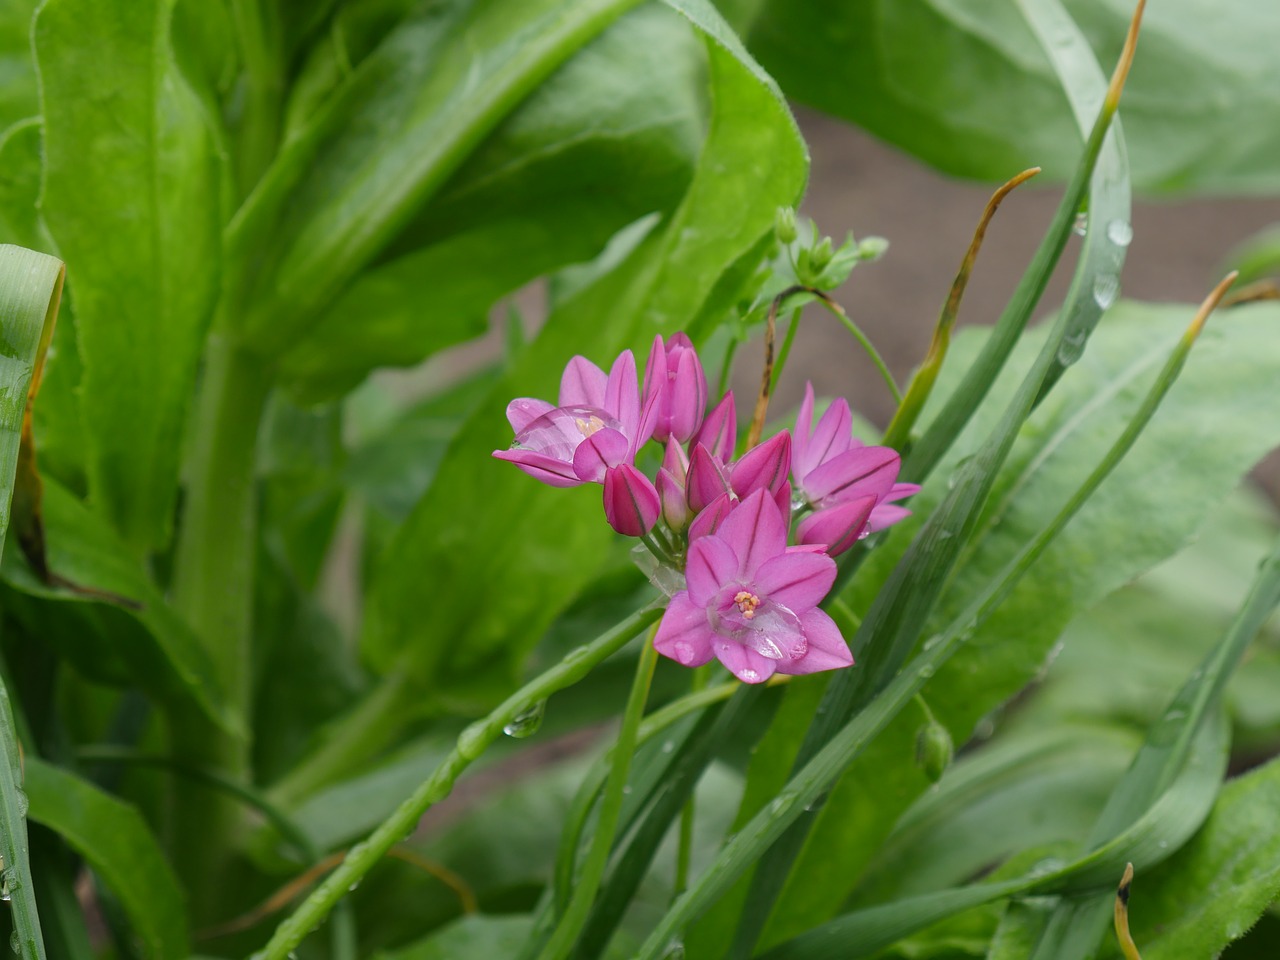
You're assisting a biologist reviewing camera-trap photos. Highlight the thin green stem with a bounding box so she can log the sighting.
[169,332,271,916]
[228,0,283,196]
[769,308,802,393]
[252,605,662,960]
[674,667,711,901]
[538,633,659,960]
[818,295,901,404]
[716,337,739,399]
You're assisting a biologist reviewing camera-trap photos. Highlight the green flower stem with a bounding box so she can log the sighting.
[637,268,1222,959]
[169,331,271,914]
[252,605,662,960]
[228,0,283,196]
[815,293,901,405]
[674,667,712,902]
[537,632,660,960]
[768,308,802,393]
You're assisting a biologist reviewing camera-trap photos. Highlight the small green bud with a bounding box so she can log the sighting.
[915,717,954,783]
[858,236,889,261]
[809,236,834,273]
[775,206,798,245]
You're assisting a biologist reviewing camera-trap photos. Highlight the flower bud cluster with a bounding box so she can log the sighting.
[494,334,916,682]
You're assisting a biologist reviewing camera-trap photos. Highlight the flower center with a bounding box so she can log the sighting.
[575,413,609,438]
[734,590,761,620]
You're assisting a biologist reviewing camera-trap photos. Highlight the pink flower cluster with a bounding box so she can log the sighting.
[494,335,916,683]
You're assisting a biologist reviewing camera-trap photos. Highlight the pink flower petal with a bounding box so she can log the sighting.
[713,638,777,684]
[668,347,708,443]
[506,397,555,433]
[492,448,584,487]
[662,437,689,480]
[653,593,716,667]
[602,464,660,537]
[803,446,900,505]
[693,392,736,462]
[559,356,608,408]
[803,396,853,477]
[796,496,877,556]
[753,550,837,612]
[640,335,667,445]
[867,504,912,534]
[778,609,853,675]
[572,427,629,483]
[885,482,921,503]
[793,382,816,472]
[717,489,788,578]
[688,492,734,543]
[686,443,732,514]
[731,431,791,498]
[657,468,687,530]
[605,350,641,444]
[686,535,740,607]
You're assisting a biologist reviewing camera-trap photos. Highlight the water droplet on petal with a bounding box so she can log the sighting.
[739,668,760,682]
[672,641,696,664]
[511,405,622,459]
[503,700,547,739]
[1092,274,1120,310]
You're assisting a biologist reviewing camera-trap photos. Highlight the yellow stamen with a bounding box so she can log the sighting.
[734,591,761,619]
[575,414,607,438]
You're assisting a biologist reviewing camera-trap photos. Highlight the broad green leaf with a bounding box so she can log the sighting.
[0,1,37,134]
[35,0,222,552]
[1,479,237,735]
[1128,754,1280,959]
[359,19,805,709]
[24,758,188,960]
[277,3,705,402]
[224,0,652,354]
[738,0,1280,194]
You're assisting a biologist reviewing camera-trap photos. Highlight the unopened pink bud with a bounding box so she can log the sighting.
[603,464,661,538]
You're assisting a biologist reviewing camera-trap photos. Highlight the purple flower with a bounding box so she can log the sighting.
[494,350,657,486]
[653,490,853,683]
[644,333,708,444]
[792,383,917,545]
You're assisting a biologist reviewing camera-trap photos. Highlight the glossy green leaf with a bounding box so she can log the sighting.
[0,119,42,249]
[35,0,222,552]
[738,0,1280,194]
[225,0,651,354]
[1,479,238,735]
[1134,754,1280,959]
[277,4,704,402]
[360,17,805,707]
[0,678,42,960]
[24,758,188,960]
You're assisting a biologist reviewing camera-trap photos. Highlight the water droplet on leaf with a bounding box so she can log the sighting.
[1106,219,1133,247]
[503,700,546,739]
[1092,274,1120,309]
[1072,211,1089,236]
[1056,329,1087,367]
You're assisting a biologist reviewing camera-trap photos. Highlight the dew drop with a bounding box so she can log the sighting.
[918,664,935,679]
[662,940,686,960]
[457,723,487,761]
[1072,211,1089,236]
[661,740,675,754]
[1092,274,1120,310]
[8,932,17,955]
[1106,219,1133,247]
[739,668,760,682]
[503,699,547,739]
[1056,329,1087,367]
[14,791,26,819]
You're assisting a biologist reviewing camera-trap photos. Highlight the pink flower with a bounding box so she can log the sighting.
[644,333,708,444]
[791,383,917,549]
[653,491,853,683]
[493,351,657,487]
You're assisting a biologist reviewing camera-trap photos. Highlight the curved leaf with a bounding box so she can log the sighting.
[276,3,705,401]
[740,0,1280,194]
[24,759,187,960]
[35,0,223,552]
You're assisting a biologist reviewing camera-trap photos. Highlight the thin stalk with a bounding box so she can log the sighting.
[169,332,271,913]
[537,634,659,960]
[228,0,283,196]
[745,294,783,449]
[636,268,1226,959]
[252,605,662,960]
[815,292,901,405]
[716,337,739,400]
[882,168,1041,451]
[769,309,802,394]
